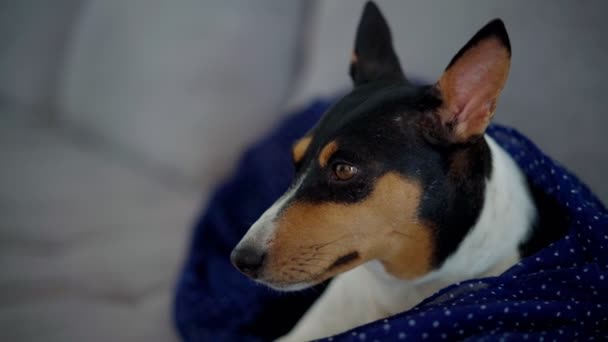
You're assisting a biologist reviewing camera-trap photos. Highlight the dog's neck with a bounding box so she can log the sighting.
[367,135,537,288]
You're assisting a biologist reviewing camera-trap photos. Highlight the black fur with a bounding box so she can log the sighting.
[445,18,511,71]
[519,180,570,257]
[349,1,405,86]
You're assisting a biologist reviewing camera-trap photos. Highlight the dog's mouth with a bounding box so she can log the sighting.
[328,251,360,270]
[257,251,361,291]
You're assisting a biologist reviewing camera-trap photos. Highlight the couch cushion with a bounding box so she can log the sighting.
[60,1,307,187]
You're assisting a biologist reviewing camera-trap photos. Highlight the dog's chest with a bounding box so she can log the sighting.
[344,254,520,318]
[354,261,445,316]
[306,251,520,338]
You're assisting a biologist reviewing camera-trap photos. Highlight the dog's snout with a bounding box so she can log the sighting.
[231,246,266,278]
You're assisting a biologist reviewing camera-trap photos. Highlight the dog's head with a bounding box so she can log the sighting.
[231,1,511,290]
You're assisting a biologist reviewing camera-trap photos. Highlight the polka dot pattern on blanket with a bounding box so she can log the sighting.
[174,99,608,341]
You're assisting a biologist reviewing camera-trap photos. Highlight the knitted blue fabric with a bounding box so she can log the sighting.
[173,99,608,341]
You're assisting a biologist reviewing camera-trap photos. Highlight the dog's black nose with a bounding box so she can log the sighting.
[230,246,266,278]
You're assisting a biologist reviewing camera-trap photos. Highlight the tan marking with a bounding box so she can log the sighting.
[437,36,510,143]
[318,141,338,168]
[292,136,312,163]
[262,173,433,286]
[351,52,358,64]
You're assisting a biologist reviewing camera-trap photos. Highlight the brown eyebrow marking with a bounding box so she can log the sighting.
[292,136,312,163]
[318,141,338,168]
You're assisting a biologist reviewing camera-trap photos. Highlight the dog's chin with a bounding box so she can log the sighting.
[256,278,316,292]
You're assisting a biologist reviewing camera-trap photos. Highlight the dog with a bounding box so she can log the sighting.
[231,2,567,340]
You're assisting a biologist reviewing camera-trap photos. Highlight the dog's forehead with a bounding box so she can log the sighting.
[291,82,442,176]
[310,83,432,145]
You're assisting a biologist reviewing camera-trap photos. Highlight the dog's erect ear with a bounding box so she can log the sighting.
[349,1,405,86]
[429,19,511,144]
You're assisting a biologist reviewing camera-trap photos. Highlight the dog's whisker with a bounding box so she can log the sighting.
[314,242,352,251]
[390,230,414,238]
[294,262,326,269]
[310,251,339,257]
[291,268,315,277]
[305,256,334,263]
[307,235,351,250]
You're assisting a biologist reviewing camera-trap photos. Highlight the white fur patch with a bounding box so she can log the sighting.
[237,177,302,247]
[414,135,537,283]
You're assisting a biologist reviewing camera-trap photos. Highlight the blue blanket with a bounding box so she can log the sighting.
[174,99,608,341]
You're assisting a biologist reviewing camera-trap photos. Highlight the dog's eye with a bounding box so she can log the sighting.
[334,163,358,181]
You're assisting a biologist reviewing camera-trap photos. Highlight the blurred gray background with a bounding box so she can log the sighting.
[1,1,606,341]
